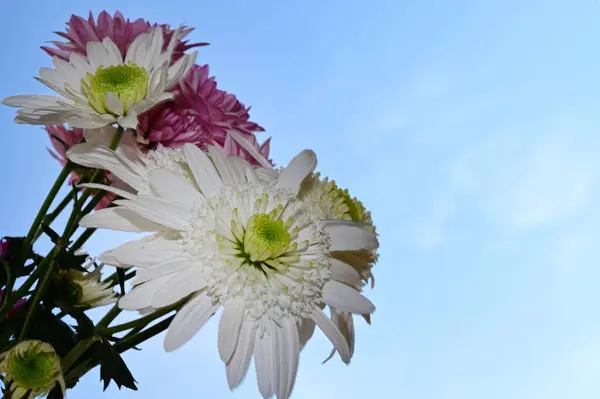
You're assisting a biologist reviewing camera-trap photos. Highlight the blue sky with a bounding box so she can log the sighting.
[1,0,600,398]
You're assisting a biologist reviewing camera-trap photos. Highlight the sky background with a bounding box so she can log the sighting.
[1,1,600,398]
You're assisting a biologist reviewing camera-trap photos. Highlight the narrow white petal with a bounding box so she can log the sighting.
[254,330,275,398]
[164,293,219,352]
[102,37,124,65]
[2,94,61,108]
[183,144,223,197]
[87,41,110,70]
[322,281,375,314]
[226,320,256,389]
[207,146,239,185]
[322,221,379,251]
[77,183,137,200]
[100,235,181,267]
[118,275,172,310]
[311,307,351,364]
[298,318,316,351]
[114,197,191,231]
[275,317,300,399]
[79,206,165,232]
[148,169,204,207]
[165,52,196,88]
[134,258,194,285]
[151,270,207,308]
[218,299,245,364]
[330,259,363,286]
[117,111,139,129]
[275,150,317,194]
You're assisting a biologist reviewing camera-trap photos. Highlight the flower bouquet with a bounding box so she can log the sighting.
[0,11,378,399]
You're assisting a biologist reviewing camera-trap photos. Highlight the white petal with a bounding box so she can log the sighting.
[297,318,316,351]
[114,197,191,231]
[118,275,172,310]
[275,317,300,399]
[102,37,124,65]
[100,235,181,268]
[148,169,204,207]
[79,206,165,232]
[151,270,207,308]
[323,280,375,314]
[2,94,61,108]
[218,299,245,364]
[86,41,110,70]
[183,144,223,197]
[134,258,194,285]
[77,183,137,200]
[254,330,275,398]
[226,320,256,389]
[311,307,351,364]
[105,92,124,116]
[322,221,379,251]
[117,111,139,130]
[164,293,219,352]
[207,146,241,186]
[330,259,363,286]
[275,150,317,194]
[165,52,196,88]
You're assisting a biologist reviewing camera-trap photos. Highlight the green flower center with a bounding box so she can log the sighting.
[81,63,149,114]
[244,213,291,262]
[338,189,368,222]
[7,346,58,390]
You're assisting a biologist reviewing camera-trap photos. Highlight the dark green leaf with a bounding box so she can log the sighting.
[98,339,137,391]
[116,269,126,295]
[41,223,61,244]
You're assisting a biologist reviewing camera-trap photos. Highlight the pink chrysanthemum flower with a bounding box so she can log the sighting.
[45,125,120,210]
[42,10,207,63]
[0,290,26,319]
[138,64,272,166]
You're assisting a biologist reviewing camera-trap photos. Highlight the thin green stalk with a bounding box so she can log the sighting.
[23,163,72,254]
[61,337,99,372]
[0,260,13,318]
[96,304,122,329]
[18,248,61,340]
[115,316,174,354]
[71,228,96,252]
[33,189,76,241]
[98,300,180,336]
[105,270,136,287]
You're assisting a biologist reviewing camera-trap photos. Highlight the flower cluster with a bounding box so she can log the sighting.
[1,10,378,399]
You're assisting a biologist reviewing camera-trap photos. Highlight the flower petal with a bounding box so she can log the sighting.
[118,275,172,310]
[164,293,219,352]
[100,234,181,268]
[311,307,351,364]
[254,329,275,398]
[298,318,316,351]
[148,168,204,208]
[183,143,223,197]
[134,258,194,285]
[226,320,256,389]
[330,259,363,286]
[275,150,317,194]
[114,197,191,231]
[151,270,207,308]
[79,206,165,232]
[218,298,245,364]
[322,280,375,314]
[321,220,379,251]
[275,317,300,399]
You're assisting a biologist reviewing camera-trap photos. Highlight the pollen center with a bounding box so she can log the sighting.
[82,63,149,114]
[7,347,57,389]
[244,213,291,262]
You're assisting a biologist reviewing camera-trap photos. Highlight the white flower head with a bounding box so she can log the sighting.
[0,340,65,399]
[2,27,196,129]
[73,144,378,399]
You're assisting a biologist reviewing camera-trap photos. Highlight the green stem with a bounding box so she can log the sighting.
[23,163,72,254]
[61,337,99,372]
[71,228,96,252]
[104,270,136,287]
[18,247,61,340]
[33,189,76,242]
[98,301,179,336]
[0,260,13,318]
[96,304,122,329]
[115,315,174,353]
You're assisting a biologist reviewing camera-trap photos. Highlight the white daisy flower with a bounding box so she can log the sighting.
[2,27,196,129]
[72,144,378,399]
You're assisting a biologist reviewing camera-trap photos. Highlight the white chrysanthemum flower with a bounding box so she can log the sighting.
[0,341,65,399]
[298,173,378,362]
[51,253,117,308]
[73,144,378,399]
[2,27,196,129]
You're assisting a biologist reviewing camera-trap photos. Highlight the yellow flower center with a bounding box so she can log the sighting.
[244,213,291,262]
[81,63,149,114]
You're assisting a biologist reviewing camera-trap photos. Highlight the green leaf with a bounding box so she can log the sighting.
[97,339,138,391]
[116,269,126,295]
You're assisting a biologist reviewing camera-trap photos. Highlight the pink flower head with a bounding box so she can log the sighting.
[139,64,272,166]
[42,10,208,63]
[45,125,117,210]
